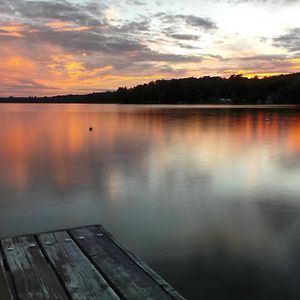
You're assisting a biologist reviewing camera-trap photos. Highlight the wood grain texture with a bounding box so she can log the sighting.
[0,252,14,300]
[69,226,179,300]
[37,231,119,300]
[0,225,185,300]
[1,236,68,300]
[97,225,185,300]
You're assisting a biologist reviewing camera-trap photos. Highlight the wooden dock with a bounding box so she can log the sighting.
[0,225,185,300]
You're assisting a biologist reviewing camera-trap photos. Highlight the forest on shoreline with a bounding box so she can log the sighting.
[1,73,300,105]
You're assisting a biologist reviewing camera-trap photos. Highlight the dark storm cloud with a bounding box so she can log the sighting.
[273,28,300,52]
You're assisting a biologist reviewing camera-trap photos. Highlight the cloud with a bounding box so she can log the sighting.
[207,53,300,77]
[152,12,216,50]
[0,0,106,26]
[157,13,217,31]
[0,0,207,96]
[236,54,289,61]
[228,0,299,4]
[0,0,208,65]
[25,28,146,54]
[1,0,298,96]
[117,20,151,33]
[0,0,208,57]
[133,50,201,63]
[0,78,55,95]
[0,21,202,61]
[273,28,300,52]
[125,0,146,5]
[168,34,200,41]
[182,15,218,30]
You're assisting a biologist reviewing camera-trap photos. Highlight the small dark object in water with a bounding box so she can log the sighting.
[89,127,93,131]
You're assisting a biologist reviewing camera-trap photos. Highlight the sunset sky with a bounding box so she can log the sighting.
[1,0,300,96]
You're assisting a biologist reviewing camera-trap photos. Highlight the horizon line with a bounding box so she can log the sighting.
[0,72,298,99]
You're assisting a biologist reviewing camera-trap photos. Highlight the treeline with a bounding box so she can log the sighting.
[115,73,300,104]
[1,73,300,104]
[0,92,115,104]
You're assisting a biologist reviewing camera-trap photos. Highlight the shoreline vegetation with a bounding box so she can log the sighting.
[1,73,300,105]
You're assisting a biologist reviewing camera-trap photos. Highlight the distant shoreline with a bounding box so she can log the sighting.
[0,101,299,106]
[1,73,300,105]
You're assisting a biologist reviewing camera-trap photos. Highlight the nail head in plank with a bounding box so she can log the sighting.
[1,236,68,300]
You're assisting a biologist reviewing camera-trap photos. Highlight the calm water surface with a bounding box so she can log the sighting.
[0,104,300,299]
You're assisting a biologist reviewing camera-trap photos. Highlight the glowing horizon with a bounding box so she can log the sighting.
[1,0,300,97]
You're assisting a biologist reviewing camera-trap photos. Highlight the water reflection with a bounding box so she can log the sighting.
[0,104,300,299]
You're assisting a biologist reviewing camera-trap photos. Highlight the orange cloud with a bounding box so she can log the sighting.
[0,23,25,37]
[4,56,35,69]
[46,21,91,32]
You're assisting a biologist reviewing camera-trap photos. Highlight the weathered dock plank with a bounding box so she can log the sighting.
[0,225,185,300]
[98,225,185,300]
[0,253,14,300]
[1,236,68,300]
[69,225,184,300]
[37,231,120,300]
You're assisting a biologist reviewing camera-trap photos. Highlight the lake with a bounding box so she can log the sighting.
[0,104,300,299]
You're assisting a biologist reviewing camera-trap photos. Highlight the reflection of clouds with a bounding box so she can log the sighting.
[0,105,300,200]
[0,104,300,207]
[0,105,151,191]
